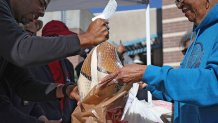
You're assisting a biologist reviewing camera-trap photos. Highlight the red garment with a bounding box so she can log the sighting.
[42,20,77,111]
[42,20,76,36]
[48,60,65,111]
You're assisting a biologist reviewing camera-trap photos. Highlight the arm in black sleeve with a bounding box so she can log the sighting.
[0,1,81,67]
[30,103,45,118]
[6,63,57,101]
[0,94,44,123]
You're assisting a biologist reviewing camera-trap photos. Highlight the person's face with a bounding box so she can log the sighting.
[117,45,126,55]
[175,0,210,25]
[12,0,47,24]
[24,20,43,33]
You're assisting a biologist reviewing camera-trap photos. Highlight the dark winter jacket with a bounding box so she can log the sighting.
[0,0,81,122]
[30,59,77,123]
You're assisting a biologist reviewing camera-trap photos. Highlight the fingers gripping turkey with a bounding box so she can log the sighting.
[73,42,131,123]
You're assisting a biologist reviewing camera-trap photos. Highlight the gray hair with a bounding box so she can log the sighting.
[180,31,192,48]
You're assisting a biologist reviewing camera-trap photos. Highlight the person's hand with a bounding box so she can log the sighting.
[138,81,147,89]
[56,84,80,104]
[78,19,109,48]
[68,85,80,103]
[100,64,147,86]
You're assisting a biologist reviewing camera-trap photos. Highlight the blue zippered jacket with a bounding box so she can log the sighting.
[143,4,218,123]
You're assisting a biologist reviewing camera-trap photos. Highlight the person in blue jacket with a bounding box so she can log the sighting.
[100,0,218,123]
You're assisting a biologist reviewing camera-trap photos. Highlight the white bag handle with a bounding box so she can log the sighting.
[121,83,139,120]
[90,46,99,89]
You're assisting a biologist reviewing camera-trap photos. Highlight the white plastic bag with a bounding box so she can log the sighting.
[122,83,172,123]
[92,0,117,21]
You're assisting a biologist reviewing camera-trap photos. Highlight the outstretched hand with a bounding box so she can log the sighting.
[99,64,147,86]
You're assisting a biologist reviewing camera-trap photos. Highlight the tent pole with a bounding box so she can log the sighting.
[146,2,152,105]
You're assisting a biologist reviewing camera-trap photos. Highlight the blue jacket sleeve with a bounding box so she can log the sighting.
[145,85,173,102]
[142,61,218,106]
[142,42,218,106]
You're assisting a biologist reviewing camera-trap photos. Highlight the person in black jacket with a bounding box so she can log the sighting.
[30,59,77,123]
[1,19,63,123]
[29,20,79,123]
[0,0,109,122]
[0,0,108,67]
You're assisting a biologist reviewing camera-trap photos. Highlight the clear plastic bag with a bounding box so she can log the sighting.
[122,84,172,123]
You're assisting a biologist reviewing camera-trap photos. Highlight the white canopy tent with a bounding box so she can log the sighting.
[47,0,148,12]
